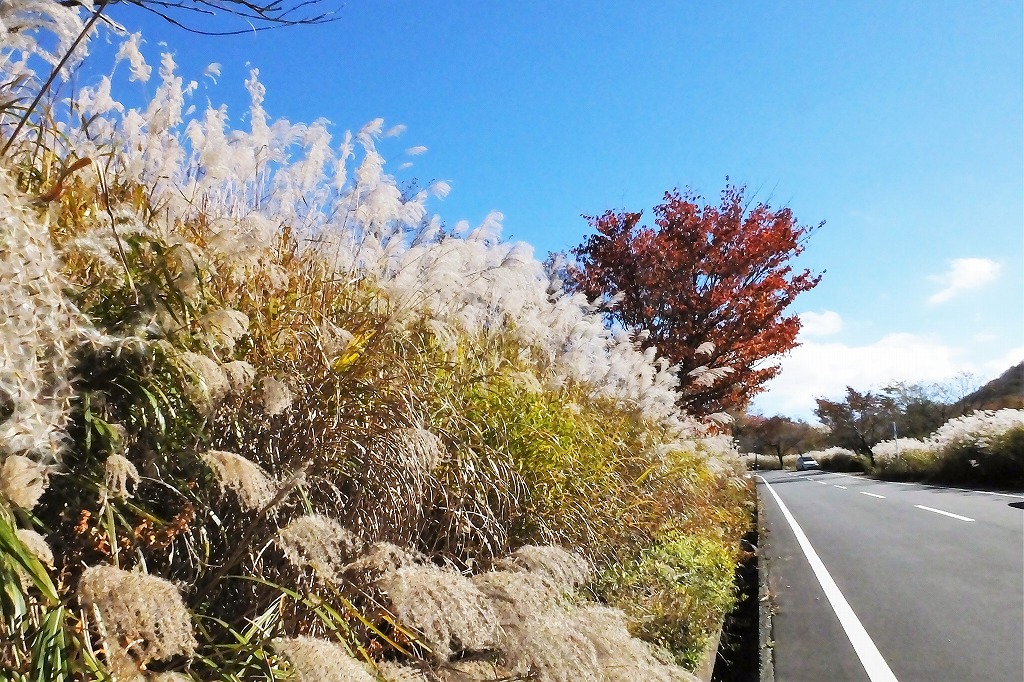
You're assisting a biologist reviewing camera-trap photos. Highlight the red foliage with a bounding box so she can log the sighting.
[568,184,822,417]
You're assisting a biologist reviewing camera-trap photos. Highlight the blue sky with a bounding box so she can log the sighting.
[94,1,1023,421]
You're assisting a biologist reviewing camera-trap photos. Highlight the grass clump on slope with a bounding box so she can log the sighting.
[0,7,752,680]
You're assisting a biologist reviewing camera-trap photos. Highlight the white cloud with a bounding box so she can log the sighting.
[799,310,843,337]
[751,333,967,421]
[927,257,1001,304]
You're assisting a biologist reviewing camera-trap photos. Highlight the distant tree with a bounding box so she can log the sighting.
[814,387,898,464]
[815,378,998,464]
[932,371,982,406]
[949,366,1024,412]
[734,413,825,468]
[566,184,822,417]
[881,382,952,439]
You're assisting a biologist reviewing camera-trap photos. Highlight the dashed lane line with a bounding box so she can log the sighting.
[757,476,900,682]
[826,471,1024,499]
[834,485,848,489]
[861,492,886,499]
[914,504,974,522]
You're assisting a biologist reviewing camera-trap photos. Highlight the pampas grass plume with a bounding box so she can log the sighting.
[176,351,229,411]
[222,360,256,393]
[497,545,592,591]
[379,562,498,660]
[273,636,376,682]
[201,450,275,511]
[15,528,53,566]
[199,308,249,355]
[261,376,293,416]
[13,528,54,590]
[377,660,433,682]
[278,514,360,578]
[394,427,448,474]
[0,454,50,509]
[77,565,196,674]
[103,453,140,500]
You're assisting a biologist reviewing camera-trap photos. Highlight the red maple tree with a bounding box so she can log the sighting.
[567,184,823,417]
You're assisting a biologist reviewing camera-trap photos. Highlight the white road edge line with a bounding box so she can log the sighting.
[757,476,900,682]
[861,492,886,499]
[914,504,974,522]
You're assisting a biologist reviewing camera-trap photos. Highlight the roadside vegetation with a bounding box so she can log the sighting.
[870,409,1024,486]
[0,4,761,681]
[741,402,1024,489]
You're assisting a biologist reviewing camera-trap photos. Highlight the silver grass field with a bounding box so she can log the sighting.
[0,2,753,680]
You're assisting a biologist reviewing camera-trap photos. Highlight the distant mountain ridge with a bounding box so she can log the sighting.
[957,362,1024,412]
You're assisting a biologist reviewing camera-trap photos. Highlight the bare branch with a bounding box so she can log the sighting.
[61,0,339,35]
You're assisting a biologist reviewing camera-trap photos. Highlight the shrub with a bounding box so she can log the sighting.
[744,454,798,469]
[871,441,935,481]
[872,410,1024,486]
[739,453,780,470]
[807,447,867,473]
[932,424,1024,486]
[598,534,738,670]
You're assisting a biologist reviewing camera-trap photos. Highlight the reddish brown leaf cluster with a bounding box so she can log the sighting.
[568,184,822,417]
[133,503,196,550]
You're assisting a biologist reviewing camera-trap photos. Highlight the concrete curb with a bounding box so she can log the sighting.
[695,621,724,682]
[757,493,774,682]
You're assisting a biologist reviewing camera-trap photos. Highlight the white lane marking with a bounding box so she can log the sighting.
[828,472,1024,499]
[834,485,848,489]
[757,477,900,682]
[815,480,829,485]
[914,504,974,522]
[861,492,886,499]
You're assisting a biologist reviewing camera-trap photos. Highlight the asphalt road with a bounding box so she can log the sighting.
[757,470,1024,682]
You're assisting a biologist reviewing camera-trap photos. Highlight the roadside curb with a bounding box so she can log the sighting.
[695,621,724,682]
[757,491,775,682]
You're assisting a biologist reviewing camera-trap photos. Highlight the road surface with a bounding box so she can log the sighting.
[757,469,1024,682]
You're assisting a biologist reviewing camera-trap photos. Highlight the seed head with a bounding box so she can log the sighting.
[272,636,376,682]
[104,453,140,500]
[278,514,360,579]
[261,376,293,416]
[77,565,196,676]
[0,455,50,509]
[379,562,498,660]
[201,450,275,511]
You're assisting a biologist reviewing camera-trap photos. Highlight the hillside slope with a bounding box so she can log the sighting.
[958,362,1024,412]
